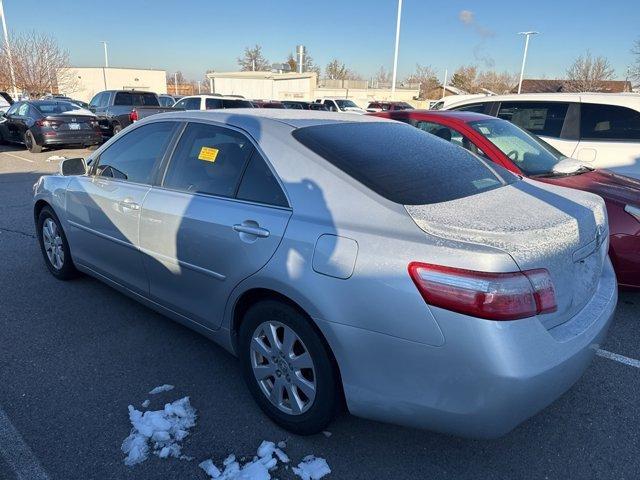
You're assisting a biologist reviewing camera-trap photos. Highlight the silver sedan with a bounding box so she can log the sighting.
[33,110,617,438]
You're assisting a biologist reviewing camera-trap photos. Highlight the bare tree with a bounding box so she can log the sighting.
[0,31,77,97]
[404,64,439,99]
[237,45,270,72]
[374,66,391,85]
[476,71,518,94]
[631,39,640,88]
[565,51,615,92]
[450,65,479,93]
[324,59,361,80]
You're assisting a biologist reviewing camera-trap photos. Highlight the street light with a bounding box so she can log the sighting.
[390,0,402,99]
[517,31,539,94]
[100,41,109,67]
[0,0,18,99]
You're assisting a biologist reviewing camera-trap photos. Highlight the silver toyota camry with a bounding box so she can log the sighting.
[33,110,617,438]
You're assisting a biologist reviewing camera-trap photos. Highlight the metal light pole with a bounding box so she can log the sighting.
[0,0,19,99]
[101,41,109,67]
[441,68,448,99]
[174,72,178,96]
[517,31,539,94]
[390,0,402,99]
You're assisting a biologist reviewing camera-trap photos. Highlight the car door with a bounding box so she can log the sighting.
[10,102,31,142]
[65,121,181,293]
[575,102,640,179]
[496,100,580,158]
[90,92,110,132]
[138,121,291,329]
[0,102,20,142]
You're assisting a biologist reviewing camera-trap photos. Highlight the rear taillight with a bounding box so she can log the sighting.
[129,109,139,122]
[408,262,557,321]
[35,119,61,130]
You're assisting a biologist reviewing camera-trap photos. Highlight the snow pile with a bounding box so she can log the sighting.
[292,456,332,480]
[149,384,174,395]
[199,441,330,480]
[121,396,197,466]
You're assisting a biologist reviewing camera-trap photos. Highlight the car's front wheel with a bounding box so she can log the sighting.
[37,206,78,280]
[25,131,43,153]
[238,300,338,435]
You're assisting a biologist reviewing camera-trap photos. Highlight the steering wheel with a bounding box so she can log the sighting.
[506,150,519,161]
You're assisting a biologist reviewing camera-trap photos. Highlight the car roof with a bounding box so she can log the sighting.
[446,92,640,109]
[181,94,251,100]
[148,108,388,136]
[384,109,493,122]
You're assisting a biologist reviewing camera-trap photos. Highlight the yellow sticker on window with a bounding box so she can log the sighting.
[198,146,219,162]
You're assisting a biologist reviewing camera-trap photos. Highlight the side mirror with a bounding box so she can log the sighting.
[60,157,87,176]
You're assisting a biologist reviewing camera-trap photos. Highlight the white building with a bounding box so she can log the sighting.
[57,67,167,102]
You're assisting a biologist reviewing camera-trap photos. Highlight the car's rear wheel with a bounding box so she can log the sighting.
[238,300,338,435]
[25,131,43,153]
[112,123,122,136]
[37,206,78,280]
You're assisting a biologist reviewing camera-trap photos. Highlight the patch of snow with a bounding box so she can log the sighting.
[121,396,196,466]
[292,456,331,480]
[199,459,222,478]
[149,384,174,395]
[141,399,150,408]
[322,431,332,438]
[200,440,292,480]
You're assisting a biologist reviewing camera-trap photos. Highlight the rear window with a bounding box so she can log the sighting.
[34,101,82,114]
[580,103,640,141]
[114,92,160,106]
[222,99,254,109]
[292,122,516,205]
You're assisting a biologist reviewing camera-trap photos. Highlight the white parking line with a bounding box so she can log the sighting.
[596,349,640,368]
[0,407,49,480]
[0,151,35,163]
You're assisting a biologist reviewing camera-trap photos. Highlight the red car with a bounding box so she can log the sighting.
[373,110,640,289]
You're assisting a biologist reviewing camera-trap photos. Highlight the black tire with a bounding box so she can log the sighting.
[238,300,338,435]
[36,206,78,280]
[25,130,43,153]
[112,123,122,136]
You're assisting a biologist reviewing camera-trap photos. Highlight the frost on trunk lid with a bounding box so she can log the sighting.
[406,179,608,328]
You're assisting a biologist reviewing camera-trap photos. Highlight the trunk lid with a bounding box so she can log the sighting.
[405,179,608,328]
[46,115,96,132]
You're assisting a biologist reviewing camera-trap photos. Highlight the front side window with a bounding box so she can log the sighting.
[163,122,254,197]
[293,122,516,205]
[497,101,569,138]
[89,93,102,107]
[95,122,178,184]
[158,96,174,107]
[335,99,359,110]
[580,103,640,141]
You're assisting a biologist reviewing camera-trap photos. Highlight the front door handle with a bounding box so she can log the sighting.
[233,223,270,238]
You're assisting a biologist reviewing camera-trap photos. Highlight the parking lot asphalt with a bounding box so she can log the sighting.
[1,144,639,480]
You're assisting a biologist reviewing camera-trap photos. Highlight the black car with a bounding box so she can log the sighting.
[282,100,329,110]
[0,100,102,153]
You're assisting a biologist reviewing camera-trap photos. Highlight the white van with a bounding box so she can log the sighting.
[444,93,640,179]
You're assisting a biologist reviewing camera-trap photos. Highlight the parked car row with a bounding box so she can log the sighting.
[34,107,625,440]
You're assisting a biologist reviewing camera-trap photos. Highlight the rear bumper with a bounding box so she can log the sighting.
[319,257,617,438]
[610,233,640,289]
[35,130,102,146]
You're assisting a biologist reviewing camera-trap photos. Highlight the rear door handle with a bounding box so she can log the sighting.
[118,199,140,211]
[233,224,270,238]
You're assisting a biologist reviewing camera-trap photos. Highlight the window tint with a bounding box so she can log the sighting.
[89,93,101,107]
[452,103,486,113]
[6,103,20,115]
[177,97,201,110]
[237,154,288,207]
[580,103,640,141]
[17,103,29,116]
[99,92,110,107]
[132,93,160,106]
[96,122,178,184]
[292,122,516,205]
[497,101,569,138]
[411,120,465,147]
[158,96,174,107]
[35,101,82,114]
[221,99,253,108]
[114,92,133,106]
[163,122,254,197]
[205,98,223,109]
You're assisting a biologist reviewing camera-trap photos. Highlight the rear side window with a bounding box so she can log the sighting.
[452,103,486,113]
[292,122,516,205]
[497,101,569,138]
[132,93,160,106]
[222,99,253,108]
[580,103,640,141]
[96,122,178,184]
[163,122,254,197]
[205,98,223,109]
[114,92,133,105]
[237,154,288,207]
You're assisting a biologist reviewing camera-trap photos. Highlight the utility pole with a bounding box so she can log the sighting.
[101,41,109,67]
[517,31,539,94]
[442,68,448,99]
[0,0,19,99]
[197,80,201,94]
[390,0,403,99]
[174,72,178,96]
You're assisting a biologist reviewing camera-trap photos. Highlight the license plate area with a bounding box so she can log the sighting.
[68,123,80,130]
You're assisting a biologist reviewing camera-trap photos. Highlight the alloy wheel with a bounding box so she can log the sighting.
[250,320,317,415]
[42,218,64,270]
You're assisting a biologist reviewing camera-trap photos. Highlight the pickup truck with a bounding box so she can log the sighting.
[88,90,181,136]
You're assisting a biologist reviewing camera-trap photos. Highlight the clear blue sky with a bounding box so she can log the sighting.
[3,0,639,81]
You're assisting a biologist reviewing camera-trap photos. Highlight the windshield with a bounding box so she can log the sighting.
[335,99,359,110]
[468,118,568,176]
